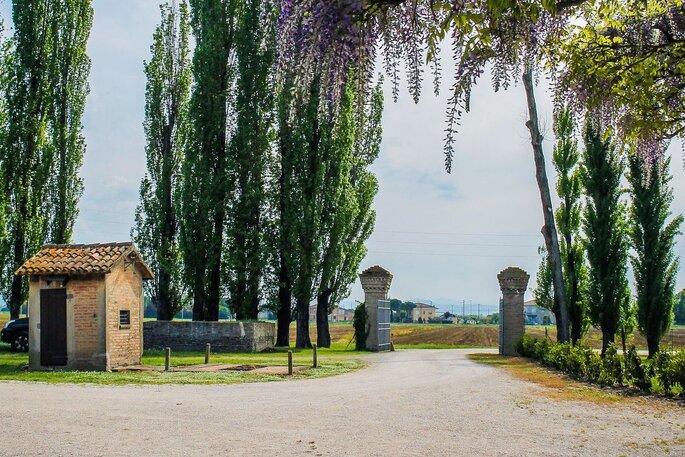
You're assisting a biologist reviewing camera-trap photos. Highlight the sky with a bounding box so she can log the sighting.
[2,1,685,315]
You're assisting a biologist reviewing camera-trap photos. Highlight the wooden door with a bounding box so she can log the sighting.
[40,289,67,366]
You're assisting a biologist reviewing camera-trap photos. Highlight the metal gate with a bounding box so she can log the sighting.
[377,299,391,351]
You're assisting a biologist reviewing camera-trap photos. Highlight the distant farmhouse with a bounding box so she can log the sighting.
[309,304,355,322]
[523,299,556,325]
[411,303,437,323]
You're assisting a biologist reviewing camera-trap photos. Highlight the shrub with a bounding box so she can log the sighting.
[667,351,685,395]
[600,344,623,386]
[623,345,650,391]
[515,335,685,396]
[353,303,368,351]
[517,334,537,357]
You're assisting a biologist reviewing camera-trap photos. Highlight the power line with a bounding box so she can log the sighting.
[367,250,539,258]
[78,217,133,226]
[368,239,538,248]
[374,229,540,237]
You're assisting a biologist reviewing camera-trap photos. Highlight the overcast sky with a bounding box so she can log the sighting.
[2,1,684,315]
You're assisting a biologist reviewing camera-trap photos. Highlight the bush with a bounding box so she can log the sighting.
[353,303,368,351]
[517,335,685,396]
[624,345,650,391]
[600,344,623,386]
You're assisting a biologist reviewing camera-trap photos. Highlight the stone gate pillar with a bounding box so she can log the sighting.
[497,267,529,356]
[359,265,393,351]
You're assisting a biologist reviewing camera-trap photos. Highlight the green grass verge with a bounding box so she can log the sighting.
[0,343,365,385]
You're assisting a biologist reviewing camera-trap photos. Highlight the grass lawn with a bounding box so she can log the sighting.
[0,341,365,385]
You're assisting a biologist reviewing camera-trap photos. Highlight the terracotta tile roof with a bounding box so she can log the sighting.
[15,242,154,279]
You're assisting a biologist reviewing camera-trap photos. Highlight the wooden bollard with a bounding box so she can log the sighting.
[312,344,318,368]
[164,347,171,371]
[287,350,293,376]
[205,343,211,364]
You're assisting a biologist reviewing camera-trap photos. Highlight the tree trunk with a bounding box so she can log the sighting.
[157,269,172,320]
[157,123,176,321]
[561,193,581,344]
[647,335,660,358]
[9,226,25,319]
[192,279,205,321]
[601,328,615,356]
[551,297,563,340]
[316,289,332,348]
[522,67,570,343]
[276,254,292,346]
[295,297,312,349]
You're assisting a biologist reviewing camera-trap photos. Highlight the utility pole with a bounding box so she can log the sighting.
[462,300,465,319]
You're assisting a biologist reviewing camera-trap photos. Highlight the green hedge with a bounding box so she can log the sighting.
[517,334,685,396]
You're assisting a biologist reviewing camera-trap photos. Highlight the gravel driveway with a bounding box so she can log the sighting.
[3,349,684,456]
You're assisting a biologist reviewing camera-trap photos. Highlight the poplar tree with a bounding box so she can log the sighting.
[180,0,237,321]
[627,151,683,357]
[45,0,92,244]
[274,81,296,346]
[133,1,191,321]
[316,81,382,348]
[224,0,275,320]
[0,22,9,281]
[0,0,55,319]
[552,109,586,343]
[581,121,629,356]
[280,81,328,349]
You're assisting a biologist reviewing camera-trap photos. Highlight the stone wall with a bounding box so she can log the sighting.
[143,321,275,353]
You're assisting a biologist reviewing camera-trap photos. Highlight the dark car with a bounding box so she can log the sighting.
[1,317,29,352]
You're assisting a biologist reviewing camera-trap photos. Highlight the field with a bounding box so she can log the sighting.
[4,311,685,351]
[294,321,685,351]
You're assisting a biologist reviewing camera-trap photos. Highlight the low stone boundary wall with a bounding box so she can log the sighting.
[143,321,275,353]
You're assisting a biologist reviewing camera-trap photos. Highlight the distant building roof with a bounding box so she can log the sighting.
[414,303,437,309]
[15,242,154,279]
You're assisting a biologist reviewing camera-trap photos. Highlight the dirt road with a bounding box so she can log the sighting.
[3,349,683,456]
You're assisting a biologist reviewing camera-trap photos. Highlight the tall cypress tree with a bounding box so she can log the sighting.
[45,0,92,244]
[224,0,275,321]
[0,0,54,319]
[180,0,237,321]
[627,151,683,357]
[133,1,191,321]
[552,109,586,343]
[581,121,629,355]
[316,80,383,348]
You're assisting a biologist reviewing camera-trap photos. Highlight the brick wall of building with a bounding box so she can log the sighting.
[69,276,107,369]
[105,263,143,367]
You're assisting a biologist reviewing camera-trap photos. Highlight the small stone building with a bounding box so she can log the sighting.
[15,242,153,371]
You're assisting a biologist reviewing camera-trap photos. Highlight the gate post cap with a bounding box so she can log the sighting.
[497,267,530,294]
[359,265,393,291]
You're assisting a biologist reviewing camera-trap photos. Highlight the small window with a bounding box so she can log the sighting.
[119,310,131,329]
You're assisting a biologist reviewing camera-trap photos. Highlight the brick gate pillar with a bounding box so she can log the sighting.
[497,267,530,356]
[359,265,393,351]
